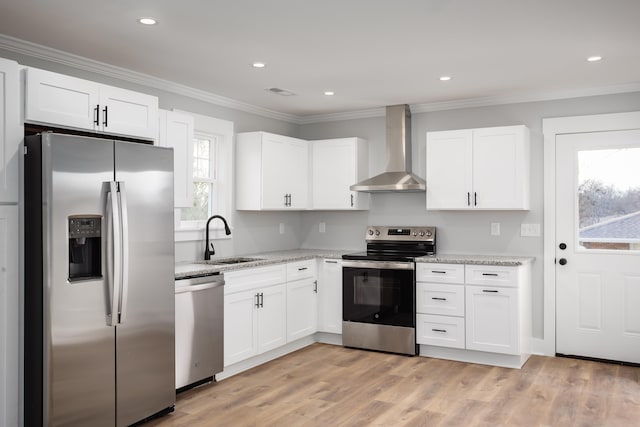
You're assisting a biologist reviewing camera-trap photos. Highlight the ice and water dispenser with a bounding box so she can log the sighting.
[68,216,102,281]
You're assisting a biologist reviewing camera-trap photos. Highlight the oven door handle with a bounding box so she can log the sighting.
[342,260,415,270]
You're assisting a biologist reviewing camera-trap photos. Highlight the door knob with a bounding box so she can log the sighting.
[558,258,567,265]
[559,243,567,250]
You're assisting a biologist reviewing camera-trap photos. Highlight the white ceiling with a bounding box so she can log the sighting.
[1,0,639,119]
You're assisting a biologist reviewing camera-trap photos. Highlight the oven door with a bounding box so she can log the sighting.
[342,260,415,328]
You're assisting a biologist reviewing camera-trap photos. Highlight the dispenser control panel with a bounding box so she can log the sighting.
[69,217,101,239]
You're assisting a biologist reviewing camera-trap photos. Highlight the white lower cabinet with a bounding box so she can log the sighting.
[223,265,287,367]
[416,261,531,368]
[286,277,317,341]
[465,285,519,355]
[318,259,342,334]
[286,260,317,342]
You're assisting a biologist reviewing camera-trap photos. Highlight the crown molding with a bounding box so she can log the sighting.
[1,33,639,126]
[0,34,299,123]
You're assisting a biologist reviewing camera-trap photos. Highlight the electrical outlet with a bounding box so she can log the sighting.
[521,223,541,237]
[319,222,326,233]
[491,223,501,236]
[279,223,285,234]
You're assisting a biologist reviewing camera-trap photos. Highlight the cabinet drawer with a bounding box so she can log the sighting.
[465,265,518,287]
[287,259,316,281]
[416,263,464,284]
[224,264,286,294]
[416,314,465,349]
[416,283,464,317]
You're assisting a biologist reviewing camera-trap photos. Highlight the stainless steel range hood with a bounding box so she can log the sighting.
[350,104,426,192]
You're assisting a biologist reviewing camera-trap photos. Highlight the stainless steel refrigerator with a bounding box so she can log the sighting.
[24,133,175,426]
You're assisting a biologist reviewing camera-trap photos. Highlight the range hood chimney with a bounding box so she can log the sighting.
[350,104,426,192]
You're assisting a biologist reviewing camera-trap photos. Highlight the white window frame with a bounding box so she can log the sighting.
[174,111,233,242]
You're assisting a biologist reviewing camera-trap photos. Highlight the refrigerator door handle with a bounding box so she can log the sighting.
[118,182,130,325]
[108,181,122,326]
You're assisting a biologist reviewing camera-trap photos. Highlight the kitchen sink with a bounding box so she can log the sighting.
[200,257,265,265]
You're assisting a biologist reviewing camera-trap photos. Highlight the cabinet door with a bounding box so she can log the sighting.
[224,290,259,366]
[318,259,342,334]
[0,206,18,427]
[426,130,473,209]
[257,285,287,353]
[100,85,159,140]
[465,285,519,355]
[25,67,100,131]
[284,138,309,209]
[261,135,292,209]
[0,59,21,203]
[472,126,529,209]
[312,139,356,209]
[286,278,318,341]
[157,110,194,207]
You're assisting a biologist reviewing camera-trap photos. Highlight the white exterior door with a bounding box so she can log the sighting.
[556,129,640,363]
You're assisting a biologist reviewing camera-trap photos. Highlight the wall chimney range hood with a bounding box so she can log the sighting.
[350,104,426,192]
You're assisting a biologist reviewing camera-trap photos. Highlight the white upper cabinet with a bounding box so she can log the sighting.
[25,67,158,140]
[236,132,309,210]
[311,138,369,210]
[0,58,21,203]
[157,110,194,207]
[426,125,530,210]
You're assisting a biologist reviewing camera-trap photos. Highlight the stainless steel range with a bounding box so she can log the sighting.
[342,226,436,355]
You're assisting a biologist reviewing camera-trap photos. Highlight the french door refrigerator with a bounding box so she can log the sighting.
[24,133,175,426]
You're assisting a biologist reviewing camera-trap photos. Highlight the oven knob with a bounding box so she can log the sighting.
[375,230,380,236]
[412,232,417,236]
[425,230,432,237]
[368,229,374,236]
[419,231,425,237]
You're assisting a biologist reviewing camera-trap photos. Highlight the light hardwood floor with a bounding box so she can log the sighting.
[147,343,640,427]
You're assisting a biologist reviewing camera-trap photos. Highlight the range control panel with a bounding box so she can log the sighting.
[365,226,436,242]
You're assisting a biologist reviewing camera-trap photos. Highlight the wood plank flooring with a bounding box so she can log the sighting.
[146,343,640,427]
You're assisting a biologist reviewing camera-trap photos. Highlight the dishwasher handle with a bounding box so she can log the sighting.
[175,275,225,293]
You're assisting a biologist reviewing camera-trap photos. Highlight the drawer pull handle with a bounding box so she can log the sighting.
[432,270,446,274]
[482,273,499,276]
[482,289,499,293]
[432,328,447,333]
[325,260,338,264]
[431,297,447,301]
[298,267,308,271]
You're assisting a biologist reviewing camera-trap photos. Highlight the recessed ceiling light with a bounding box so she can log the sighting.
[439,76,452,81]
[252,62,266,68]
[587,56,603,62]
[138,17,157,25]
[324,91,335,96]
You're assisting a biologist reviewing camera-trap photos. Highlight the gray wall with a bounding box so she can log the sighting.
[299,92,640,338]
[6,46,640,339]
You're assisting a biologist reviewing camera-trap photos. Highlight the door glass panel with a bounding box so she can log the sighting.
[578,147,640,251]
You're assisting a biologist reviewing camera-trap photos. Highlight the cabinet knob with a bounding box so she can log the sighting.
[559,243,567,250]
[558,258,567,266]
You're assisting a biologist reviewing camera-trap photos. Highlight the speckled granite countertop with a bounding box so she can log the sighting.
[175,249,353,280]
[415,254,535,266]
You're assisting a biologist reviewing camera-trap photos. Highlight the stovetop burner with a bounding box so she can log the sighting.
[342,226,436,261]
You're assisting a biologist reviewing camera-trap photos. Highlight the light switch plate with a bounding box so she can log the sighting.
[319,222,326,233]
[279,223,285,234]
[521,223,541,237]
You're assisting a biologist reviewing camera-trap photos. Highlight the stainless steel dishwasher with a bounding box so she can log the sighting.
[175,273,224,391]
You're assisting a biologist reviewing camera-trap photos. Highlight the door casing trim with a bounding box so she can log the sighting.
[541,111,640,356]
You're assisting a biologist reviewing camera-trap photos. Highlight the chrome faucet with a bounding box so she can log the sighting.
[204,215,232,260]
